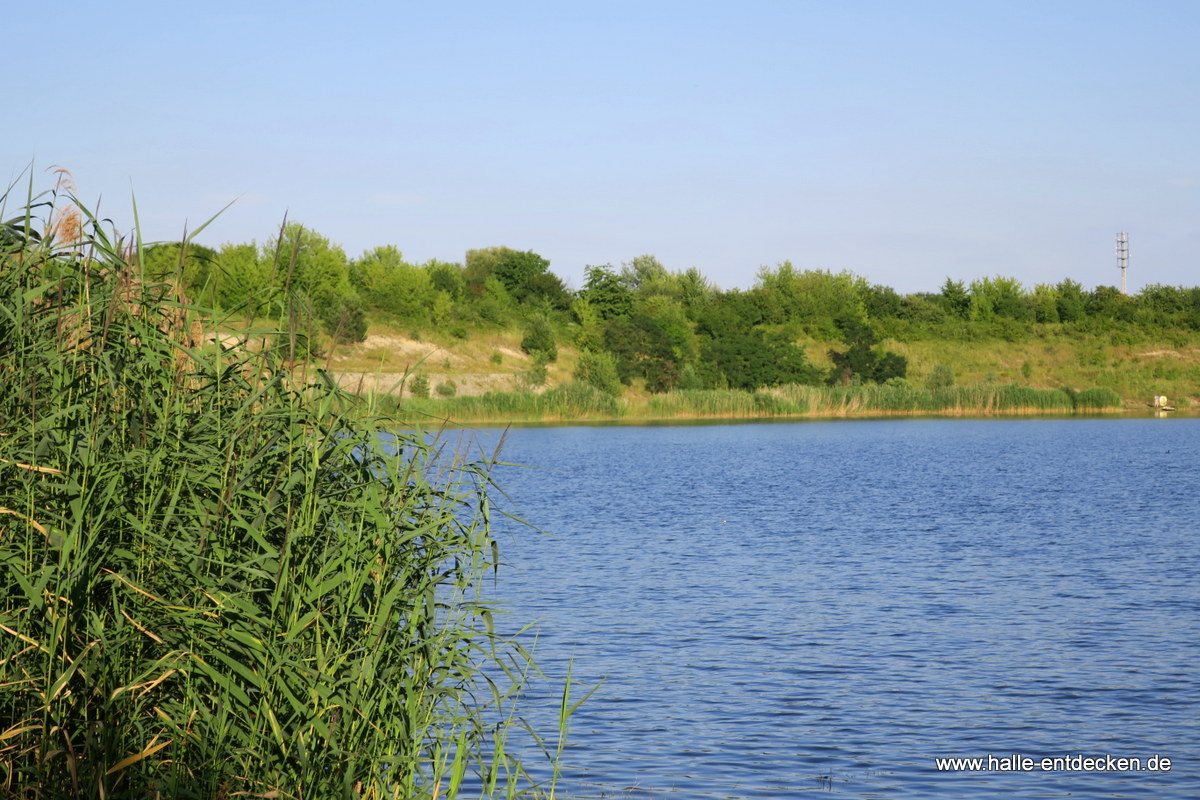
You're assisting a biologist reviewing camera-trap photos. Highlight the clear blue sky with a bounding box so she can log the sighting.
[6,1,1197,294]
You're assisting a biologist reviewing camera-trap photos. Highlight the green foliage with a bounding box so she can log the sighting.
[969,276,1033,322]
[581,264,634,320]
[213,241,268,312]
[141,241,218,299]
[676,362,705,390]
[861,283,904,320]
[925,363,955,391]
[409,372,431,398]
[0,190,557,798]
[476,276,515,324]
[352,244,436,321]
[646,389,765,418]
[426,259,465,298]
[1087,285,1136,322]
[695,289,761,338]
[940,278,970,318]
[1074,387,1123,410]
[701,328,819,391]
[570,297,606,351]
[436,380,457,397]
[678,267,714,317]
[520,312,558,361]
[603,314,679,392]
[1031,283,1060,323]
[465,246,566,306]
[270,222,353,306]
[620,254,670,294]
[827,317,907,385]
[572,349,623,396]
[752,263,867,337]
[637,295,698,363]
[319,290,368,343]
[1055,278,1087,323]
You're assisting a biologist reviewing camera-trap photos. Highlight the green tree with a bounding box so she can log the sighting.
[269,223,353,307]
[581,265,633,320]
[465,246,563,305]
[214,242,269,313]
[427,259,466,299]
[1031,283,1060,323]
[264,223,363,346]
[142,242,219,300]
[620,254,670,295]
[752,263,868,336]
[352,245,435,321]
[603,314,679,392]
[700,329,818,391]
[940,278,971,319]
[969,276,1032,322]
[1087,285,1135,322]
[678,267,714,319]
[476,276,515,324]
[827,317,907,385]
[570,297,606,351]
[637,295,698,364]
[1055,278,1087,323]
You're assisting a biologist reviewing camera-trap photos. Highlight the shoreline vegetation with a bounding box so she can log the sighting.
[26,162,1182,426]
[372,381,1127,427]
[0,177,577,796]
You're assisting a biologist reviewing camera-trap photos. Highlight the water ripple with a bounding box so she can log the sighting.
[483,418,1200,799]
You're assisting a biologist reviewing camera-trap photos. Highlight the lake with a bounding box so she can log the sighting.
[475,418,1198,799]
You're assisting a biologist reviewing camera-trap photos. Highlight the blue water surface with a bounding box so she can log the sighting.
[476,418,1198,799]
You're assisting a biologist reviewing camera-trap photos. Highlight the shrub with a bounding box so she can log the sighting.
[925,363,955,391]
[573,350,623,396]
[520,313,558,361]
[522,362,548,388]
[409,373,431,398]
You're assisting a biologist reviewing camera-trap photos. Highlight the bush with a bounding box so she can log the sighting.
[436,379,458,397]
[573,350,623,396]
[409,373,431,398]
[925,363,955,391]
[522,362,548,389]
[520,313,558,362]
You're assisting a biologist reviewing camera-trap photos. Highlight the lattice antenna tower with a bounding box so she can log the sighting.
[1116,232,1129,294]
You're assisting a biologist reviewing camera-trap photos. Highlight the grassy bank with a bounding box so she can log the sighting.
[0,188,560,797]
[325,321,1197,424]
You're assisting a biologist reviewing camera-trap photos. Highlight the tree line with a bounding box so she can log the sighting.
[145,224,1200,394]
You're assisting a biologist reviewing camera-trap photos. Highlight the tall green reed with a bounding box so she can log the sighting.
[379,383,624,424]
[0,183,551,798]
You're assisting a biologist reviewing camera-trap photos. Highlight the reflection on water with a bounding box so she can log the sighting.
[479,418,1199,799]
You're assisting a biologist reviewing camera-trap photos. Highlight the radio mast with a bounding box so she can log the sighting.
[1116,232,1129,294]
